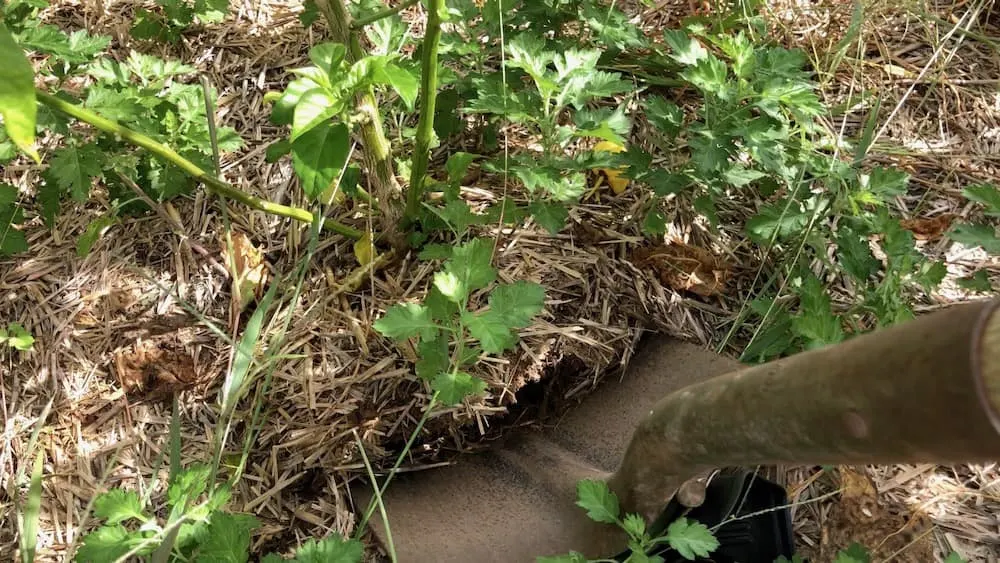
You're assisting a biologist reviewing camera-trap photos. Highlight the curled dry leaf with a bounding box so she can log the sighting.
[113,334,198,401]
[353,231,378,266]
[899,214,953,240]
[221,232,267,310]
[631,241,729,297]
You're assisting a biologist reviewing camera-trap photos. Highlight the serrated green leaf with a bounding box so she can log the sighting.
[432,200,484,234]
[0,202,27,256]
[958,270,991,293]
[463,310,516,354]
[574,107,630,145]
[432,371,487,405]
[665,517,719,560]
[642,170,690,196]
[445,153,478,186]
[833,543,870,563]
[84,87,146,124]
[688,128,732,174]
[293,535,364,563]
[680,55,729,98]
[792,274,843,348]
[645,96,684,139]
[963,184,1000,216]
[291,122,350,200]
[93,489,147,525]
[488,281,544,328]
[0,24,38,162]
[167,464,211,508]
[76,525,151,562]
[575,480,619,524]
[742,309,796,361]
[300,0,319,26]
[418,244,453,261]
[76,215,116,257]
[446,238,496,292]
[49,144,104,201]
[723,166,766,187]
[916,260,947,290]
[664,29,708,65]
[291,89,340,142]
[193,0,228,23]
[948,223,1000,253]
[837,230,878,281]
[373,302,438,341]
[643,208,668,236]
[529,200,569,234]
[193,512,257,563]
[622,513,646,541]
[433,270,467,303]
[416,335,449,382]
[861,167,908,201]
[746,200,809,244]
[130,10,175,42]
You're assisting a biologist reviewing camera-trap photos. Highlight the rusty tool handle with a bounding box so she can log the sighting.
[608,300,1000,520]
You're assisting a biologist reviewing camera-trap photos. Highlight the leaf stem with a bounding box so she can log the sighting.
[349,0,419,29]
[404,0,445,223]
[34,90,363,239]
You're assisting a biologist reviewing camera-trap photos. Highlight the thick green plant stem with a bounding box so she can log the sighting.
[404,0,444,223]
[35,90,362,239]
[350,0,419,29]
[314,0,406,246]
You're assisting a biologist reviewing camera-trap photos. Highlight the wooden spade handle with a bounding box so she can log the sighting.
[608,300,1000,520]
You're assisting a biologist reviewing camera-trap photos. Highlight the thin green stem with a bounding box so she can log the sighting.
[34,90,363,240]
[404,0,445,223]
[350,0,419,29]
[355,392,440,536]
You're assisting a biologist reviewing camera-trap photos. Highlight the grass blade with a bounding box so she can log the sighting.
[18,451,44,563]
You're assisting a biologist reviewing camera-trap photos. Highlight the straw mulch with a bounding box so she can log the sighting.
[1,0,998,561]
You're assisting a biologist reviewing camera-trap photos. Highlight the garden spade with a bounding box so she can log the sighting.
[357,299,1000,562]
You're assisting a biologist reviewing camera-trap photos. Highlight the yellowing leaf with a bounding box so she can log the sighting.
[353,231,377,266]
[592,141,628,195]
[221,232,267,311]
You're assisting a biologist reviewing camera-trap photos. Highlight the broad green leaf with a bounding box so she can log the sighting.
[49,144,105,201]
[963,184,1000,216]
[0,184,15,207]
[916,260,947,290]
[76,215,116,257]
[833,543,871,563]
[261,556,284,563]
[291,122,350,200]
[529,200,568,234]
[948,223,1000,253]
[265,140,291,163]
[293,535,364,563]
[958,270,991,293]
[271,78,314,125]
[463,310,516,354]
[446,238,496,292]
[575,480,619,524]
[536,553,588,563]
[432,200,484,234]
[432,371,487,405]
[373,302,438,341]
[0,24,38,162]
[418,244,453,261]
[488,281,544,328]
[291,89,340,142]
[664,518,719,560]
[375,63,418,111]
[300,0,319,26]
[664,29,708,65]
[93,490,147,525]
[193,0,228,22]
[76,525,144,563]
[193,512,257,563]
[433,270,467,303]
[425,285,459,322]
[943,552,968,563]
[416,335,449,381]
[308,43,347,78]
